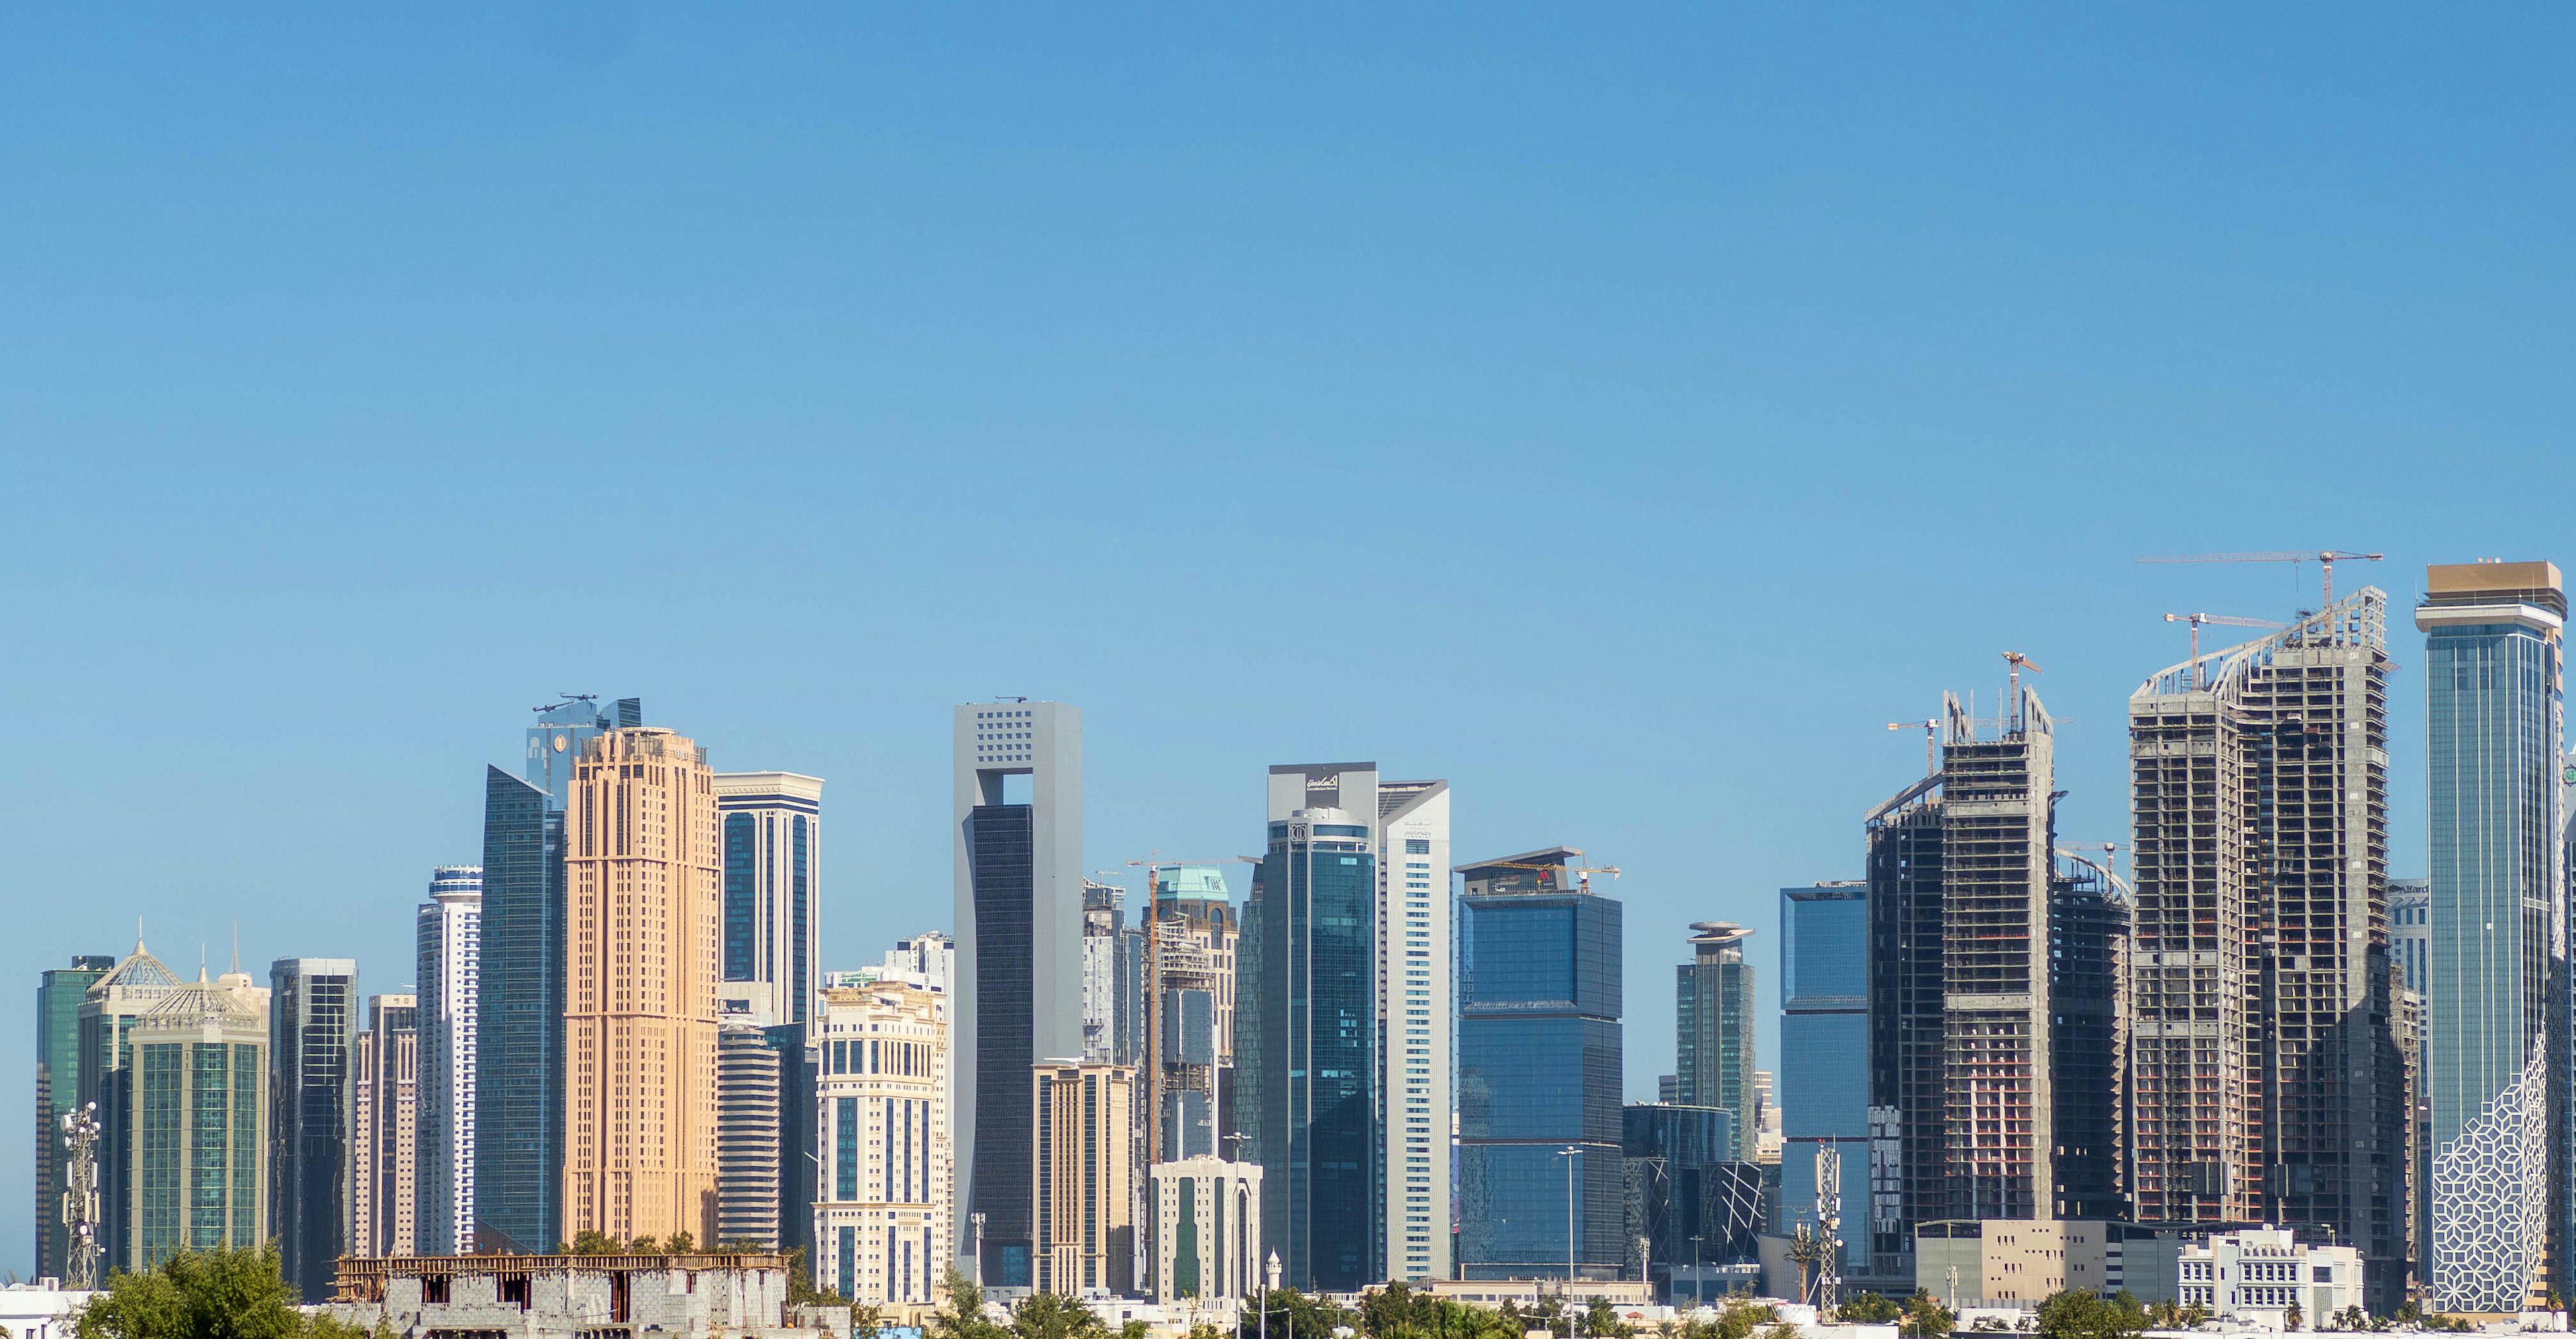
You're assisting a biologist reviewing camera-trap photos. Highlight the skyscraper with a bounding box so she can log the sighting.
[348,993,419,1258]
[1034,1061,1139,1296]
[2391,877,2430,1287]
[716,1022,784,1250]
[2418,561,2565,1315]
[563,723,722,1246]
[271,957,358,1297]
[1150,1156,1263,1303]
[415,865,480,1256]
[478,696,631,1253]
[35,954,113,1283]
[1243,773,1382,1291]
[1455,847,1624,1282]
[76,941,181,1273]
[1374,778,1452,1283]
[1083,881,1142,1065]
[953,700,1083,1287]
[1150,867,1238,1161]
[1674,922,1756,1158]
[1866,686,2062,1237]
[2128,591,2406,1312]
[715,771,825,1029]
[128,965,270,1269]
[1780,884,1869,1281]
[813,975,951,1305]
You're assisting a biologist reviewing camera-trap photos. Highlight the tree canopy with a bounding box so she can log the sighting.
[72,1244,388,1339]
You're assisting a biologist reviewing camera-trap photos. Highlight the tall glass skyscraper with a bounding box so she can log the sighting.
[1779,883,1868,1279]
[953,700,1083,1287]
[1674,922,1756,1158]
[34,955,112,1282]
[1454,848,1623,1283]
[415,865,480,1256]
[476,694,632,1253]
[715,771,825,1029]
[76,941,181,1274]
[2419,561,2566,1315]
[128,965,270,1269]
[1242,799,1381,1291]
[270,957,358,1299]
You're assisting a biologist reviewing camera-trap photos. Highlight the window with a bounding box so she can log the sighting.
[1406,839,1430,854]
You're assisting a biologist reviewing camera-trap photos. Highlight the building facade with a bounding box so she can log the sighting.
[1082,881,1143,1066]
[1150,1157,1263,1303]
[348,993,419,1258]
[1866,687,2063,1245]
[1034,1062,1138,1297]
[34,955,112,1282]
[1150,871,1237,1163]
[2176,1228,2367,1328]
[715,771,824,1030]
[1242,771,1379,1291]
[415,865,480,1256]
[813,977,950,1306]
[1620,1103,1735,1297]
[716,1022,784,1250]
[2419,561,2565,1315]
[1779,884,1868,1280]
[1456,848,1625,1282]
[127,967,270,1268]
[562,724,722,1246]
[1374,778,1452,1283]
[271,957,358,1299]
[2127,591,2407,1312]
[479,696,633,1254]
[1675,922,1756,1159]
[75,942,182,1274]
[953,701,1083,1288]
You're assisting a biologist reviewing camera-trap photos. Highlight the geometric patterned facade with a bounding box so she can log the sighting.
[2430,1048,2547,1314]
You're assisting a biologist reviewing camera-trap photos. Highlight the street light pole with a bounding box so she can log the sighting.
[972,1212,987,1289]
[1560,1146,1579,1322]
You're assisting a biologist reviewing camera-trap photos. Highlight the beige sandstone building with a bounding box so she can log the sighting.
[563,726,722,1246]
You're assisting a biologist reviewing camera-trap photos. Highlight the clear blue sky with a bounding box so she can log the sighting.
[7,5,2574,1275]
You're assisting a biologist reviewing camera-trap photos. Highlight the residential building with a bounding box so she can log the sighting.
[2175,1227,2366,1328]
[1034,1061,1139,1296]
[2049,855,2131,1224]
[715,771,824,1030]
[562,723,721,1246]
[74,942,182,1273]
[1675,922,1756,1159]
[1373,777,1454,1283]
[34,955,113,1283]
[348,994,419,1258]
[271,957,358,1299]
[954,700,1083,1288]
[1911,1219,2116,1307]
[1866,686,2068,1241]
[1621,1103,1734,1298]
[1150,1157,1263,1303]
[1780,883,1868,1282]
[480,696,634,1254]
[2419,561,2565,1316]
[1455,847,1623,1282]
[717,1022,784,1249]
[415,865,480,1255]
[127,965,270,1267]
[2127,591,2408,1312]
[1149,870,1237,1162]
[813,976,950,1306]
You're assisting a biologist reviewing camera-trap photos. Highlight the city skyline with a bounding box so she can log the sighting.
[11,9,2576,1279]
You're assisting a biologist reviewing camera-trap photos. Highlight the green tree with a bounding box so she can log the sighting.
[625,1236,662,1256]
[850,1302,885,1339]
[1900,1292,1954,1339]
[74,1243,309,1339]
[1007,1292,1110,1339]
[568,1230,620,1256]
[1839,1294,1902,1325]
[1250,1287,1360,1339]
[2032,1291,2145,1339]
[928,1270,1010,1339]
[666,1230,696,1255]
[2283,1303,2301,1333]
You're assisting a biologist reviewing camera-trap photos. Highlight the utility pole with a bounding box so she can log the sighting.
[1561,1145,1579,1301]
[971,1212,986,1289]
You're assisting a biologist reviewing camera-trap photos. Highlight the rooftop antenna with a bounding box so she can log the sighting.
[230,922,239,975]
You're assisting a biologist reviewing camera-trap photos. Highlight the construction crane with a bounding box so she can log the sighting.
[1124,853,1258,1192]
[2001,652,2043,731]
[1470,854,1622,894]
[2137,550,2385,608]
[2163,612,2288,688]
[1887,718,1939,775]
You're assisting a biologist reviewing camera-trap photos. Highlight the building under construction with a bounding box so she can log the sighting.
[1866,683,2129,1270]
[2126,588,2408,1314]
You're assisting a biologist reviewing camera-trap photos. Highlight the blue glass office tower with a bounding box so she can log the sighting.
[1779,883,1868,1281]
[1242,806,1381,1291]
[2418,563,2565,1315]
[270,957,358,1299]
[475,695,632,1253]
[1455,847,1623,1283]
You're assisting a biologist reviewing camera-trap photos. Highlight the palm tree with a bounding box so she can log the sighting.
[1785,1226,1830,1308]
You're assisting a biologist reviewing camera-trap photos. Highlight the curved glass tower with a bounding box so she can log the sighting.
[2420,561,2565,1316]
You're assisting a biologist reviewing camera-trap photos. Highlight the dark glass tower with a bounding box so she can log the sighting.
[35,955,113,1281]
[270,957,358,1299]
[475,694,631,1253]
[1244,808,1381,1291]
[1455,847,1624,1282]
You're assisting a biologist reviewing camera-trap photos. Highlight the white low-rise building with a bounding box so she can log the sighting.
[2177,1228,2363,1328]
[0,1280,100,1339]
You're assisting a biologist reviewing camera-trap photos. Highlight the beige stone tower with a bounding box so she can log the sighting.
[563,725,721,1246]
